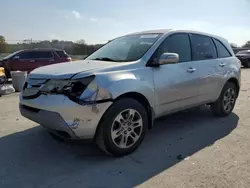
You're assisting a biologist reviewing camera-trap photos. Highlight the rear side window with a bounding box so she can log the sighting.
[32,51,53,59]
[213,39,231,58]
[152,33,191,62]
[190,34,217,61]
[56,51,69,58]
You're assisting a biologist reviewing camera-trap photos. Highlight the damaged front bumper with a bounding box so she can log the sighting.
[19,94,112,139]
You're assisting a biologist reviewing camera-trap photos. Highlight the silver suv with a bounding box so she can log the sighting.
[19,29,241,156]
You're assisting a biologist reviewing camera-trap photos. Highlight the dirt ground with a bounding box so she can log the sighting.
[0,69,250,188]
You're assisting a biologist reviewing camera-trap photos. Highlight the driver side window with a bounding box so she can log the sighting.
[151,33,191,63]
[18,52,33,60]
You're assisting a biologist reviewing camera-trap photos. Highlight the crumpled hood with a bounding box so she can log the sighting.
[29,60,126,79]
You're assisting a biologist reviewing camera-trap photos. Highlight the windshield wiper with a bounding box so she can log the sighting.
[90,57,116,62]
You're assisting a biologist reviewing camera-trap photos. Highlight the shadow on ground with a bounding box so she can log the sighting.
[0,106,239,188]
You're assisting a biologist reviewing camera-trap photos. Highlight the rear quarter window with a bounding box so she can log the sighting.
[213,39,232,58]
[56,51,69,58]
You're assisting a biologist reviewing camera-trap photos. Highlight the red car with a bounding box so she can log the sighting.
[1,49,71,78]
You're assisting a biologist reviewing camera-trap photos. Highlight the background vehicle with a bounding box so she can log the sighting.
[1,49,71,78]
[236,50,250,68]
[0,67,6,84]
[19,30,241,157]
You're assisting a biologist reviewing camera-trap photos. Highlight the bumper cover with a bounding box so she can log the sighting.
[20,104,78,139]
[19,94,112,139]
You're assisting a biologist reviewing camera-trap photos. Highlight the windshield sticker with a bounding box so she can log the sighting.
[140,34,159,39]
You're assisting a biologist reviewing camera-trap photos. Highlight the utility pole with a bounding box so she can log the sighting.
[30,38,33,49]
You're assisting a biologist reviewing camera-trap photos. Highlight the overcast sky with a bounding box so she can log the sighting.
[1,0,250,45]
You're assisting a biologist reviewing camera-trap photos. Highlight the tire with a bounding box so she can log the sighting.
[95,98,148,157]
[211,82,237,117]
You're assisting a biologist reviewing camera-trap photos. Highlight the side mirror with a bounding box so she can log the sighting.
[13,56,20,60]
[159,53,179,65]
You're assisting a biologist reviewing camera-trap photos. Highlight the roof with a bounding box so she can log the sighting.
[126,29,172,35]
[125,29,226,41]
[32,48,63,51]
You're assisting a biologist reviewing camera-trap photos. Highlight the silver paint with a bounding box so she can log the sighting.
[19,29,241,139]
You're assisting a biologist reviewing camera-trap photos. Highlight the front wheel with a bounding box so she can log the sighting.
[211,82,237,117]
[95,98,148,157]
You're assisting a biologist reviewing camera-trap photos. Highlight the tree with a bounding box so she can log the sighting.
[0,35,5,43]
[230,43,238,48]
[242,41,250,48]
[0,35,9,53]
[76,39,86,44]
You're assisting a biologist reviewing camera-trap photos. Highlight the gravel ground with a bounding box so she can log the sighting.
[0,69,250,188]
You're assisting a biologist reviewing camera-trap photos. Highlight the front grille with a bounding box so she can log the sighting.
[22,78,48,99]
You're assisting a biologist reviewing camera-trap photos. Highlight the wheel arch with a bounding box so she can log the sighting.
[115,92,154,129]
[226,77,240,98]
[94,91,154,139]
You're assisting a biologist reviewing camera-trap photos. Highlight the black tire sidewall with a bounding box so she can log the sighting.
[99,98,148,156]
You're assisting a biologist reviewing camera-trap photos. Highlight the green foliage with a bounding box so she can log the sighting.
[0,35,5,43]
[0,35,9,53]
[6,39,103,55]
[242,41,250,48]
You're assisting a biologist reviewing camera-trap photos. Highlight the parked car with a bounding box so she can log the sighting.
[19,29,241,156]
[1,49,71,78]
[0,67,6,84]
[236,50,250,68]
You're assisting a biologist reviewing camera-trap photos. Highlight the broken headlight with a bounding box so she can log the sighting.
[40,76,96,102]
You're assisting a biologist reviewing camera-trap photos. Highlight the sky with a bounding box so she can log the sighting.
[1,0,250,46]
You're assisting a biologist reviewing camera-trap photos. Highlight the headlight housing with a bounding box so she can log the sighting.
[40,76,95,102]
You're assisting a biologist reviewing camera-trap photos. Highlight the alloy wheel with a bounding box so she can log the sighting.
[111,109,143,149]
[223,88,236,112]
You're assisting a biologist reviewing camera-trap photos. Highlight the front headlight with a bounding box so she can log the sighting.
[40,76,95,101]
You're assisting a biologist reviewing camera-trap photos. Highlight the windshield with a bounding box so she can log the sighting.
[86,34,162,62]
[2,51,22,60]
[237,50,250,55]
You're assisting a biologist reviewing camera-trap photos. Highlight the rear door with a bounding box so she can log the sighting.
[152,33,200,116]
[190,34,220,103]
[213,38,234,94]
[31,51,54,70]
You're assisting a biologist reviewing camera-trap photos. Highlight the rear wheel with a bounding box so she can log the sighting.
[95,98,148,157]
[211,82,237,117]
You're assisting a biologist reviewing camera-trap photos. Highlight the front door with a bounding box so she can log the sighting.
[11,51,34,72]
[151,33,200,117]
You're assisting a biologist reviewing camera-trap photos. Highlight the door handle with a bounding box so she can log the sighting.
[50,59,55,62]
[187,67,196,73]
[29,60,35,63]
[219,62,226,67]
